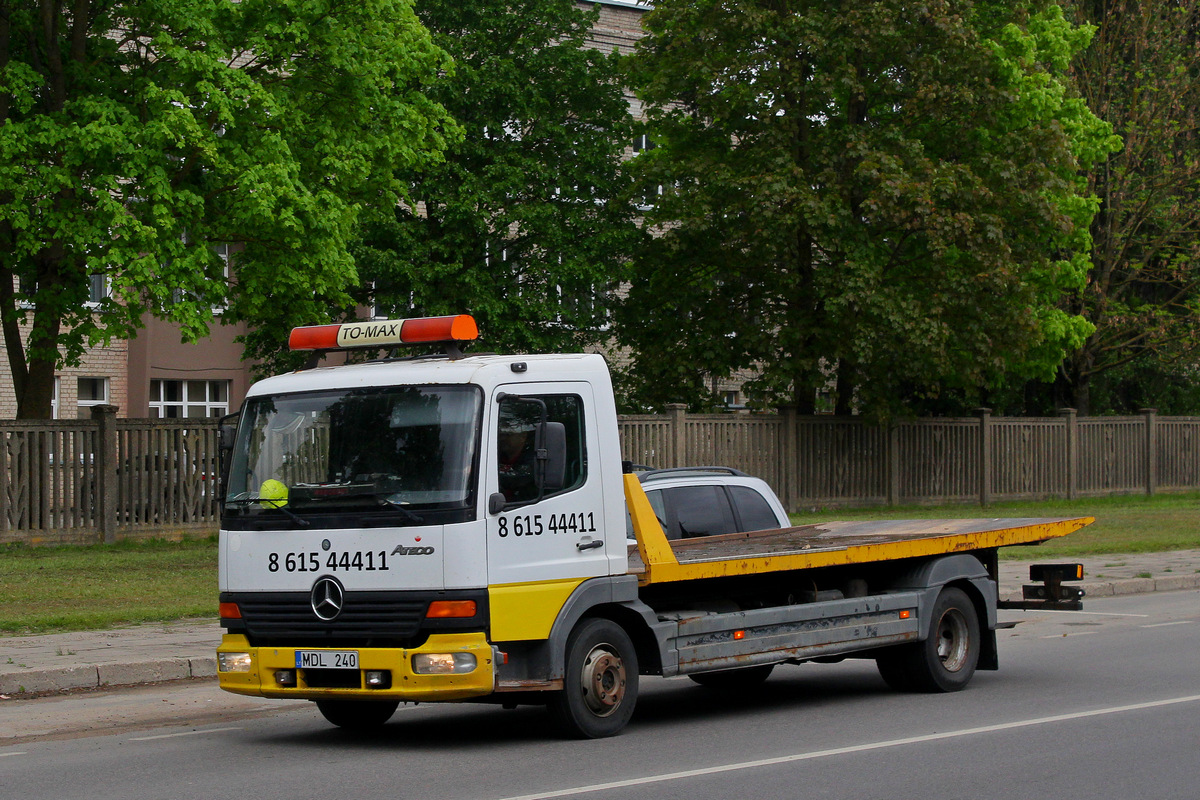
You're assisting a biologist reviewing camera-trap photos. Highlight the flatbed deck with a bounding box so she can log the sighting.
[625,475,1093,584]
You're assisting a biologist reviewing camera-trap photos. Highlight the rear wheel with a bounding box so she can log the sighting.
[877,586,980,693]
[689,664,775,690]
[549,618,639,738]
[315,699,400,730]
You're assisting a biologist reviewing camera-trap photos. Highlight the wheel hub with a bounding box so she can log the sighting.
[936,608,970,672]
[580,645,626,717]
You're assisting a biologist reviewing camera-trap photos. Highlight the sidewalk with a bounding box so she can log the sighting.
[2,549,1199,698]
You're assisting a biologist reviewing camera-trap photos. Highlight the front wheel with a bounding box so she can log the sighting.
[315,699,400,730]
[549,617,639,738]
[877,586,980,693]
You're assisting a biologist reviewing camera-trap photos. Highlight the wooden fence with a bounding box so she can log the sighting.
[1,406,219,545]
[3,404,1197,545]
[619,406,1199,512]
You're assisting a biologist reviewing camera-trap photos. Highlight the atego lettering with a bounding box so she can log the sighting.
[391,545,436,556]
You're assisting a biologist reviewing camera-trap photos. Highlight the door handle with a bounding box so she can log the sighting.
[576,539,604,551]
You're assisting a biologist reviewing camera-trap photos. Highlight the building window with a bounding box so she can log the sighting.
[51,377,60,420]
[77,377,109,418]
[150,379,230,418]
[87,273,109,306]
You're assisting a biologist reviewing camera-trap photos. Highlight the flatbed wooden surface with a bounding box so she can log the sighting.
[627,517,1095,584]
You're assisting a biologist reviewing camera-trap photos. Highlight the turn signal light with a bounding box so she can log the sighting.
[426,600,478,619]
[219,602,242,619]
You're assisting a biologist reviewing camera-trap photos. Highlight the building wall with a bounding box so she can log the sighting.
[585,0,647,56]
[0,315,129,420]
[126,314,256,418]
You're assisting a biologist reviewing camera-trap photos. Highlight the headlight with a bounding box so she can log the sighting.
[412,652,477,675]
[218,652,253,673]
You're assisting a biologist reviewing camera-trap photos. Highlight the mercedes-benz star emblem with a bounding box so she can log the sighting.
[310,576,345,622]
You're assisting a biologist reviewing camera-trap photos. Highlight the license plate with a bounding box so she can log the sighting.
[295,650,359,670]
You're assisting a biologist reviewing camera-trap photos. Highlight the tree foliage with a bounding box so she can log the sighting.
[1051,0,1200,415]
[0,0,454,417]
[350,0,639,355]
[618,0,1118,416]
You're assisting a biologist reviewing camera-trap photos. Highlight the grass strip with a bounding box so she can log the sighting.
[0,537,216,635]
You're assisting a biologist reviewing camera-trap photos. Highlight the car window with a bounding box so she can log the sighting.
[626,488,667,539]
[663,485,736,539]
[729,485,782,531]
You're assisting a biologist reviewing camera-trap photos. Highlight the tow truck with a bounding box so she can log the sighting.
[215,314,1091,738]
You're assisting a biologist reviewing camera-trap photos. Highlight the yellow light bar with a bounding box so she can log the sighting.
[288,315,478,351]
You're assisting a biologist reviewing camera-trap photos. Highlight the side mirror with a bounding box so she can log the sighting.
[539,421,567,492]
[217,411,239,505]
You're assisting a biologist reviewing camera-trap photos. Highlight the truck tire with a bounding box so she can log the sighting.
[315,699,400,730]
[689,664,775,690]
[876,586,979,693]
[549,617,639,739]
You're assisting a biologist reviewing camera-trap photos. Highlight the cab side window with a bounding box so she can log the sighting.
[496,393,586,503]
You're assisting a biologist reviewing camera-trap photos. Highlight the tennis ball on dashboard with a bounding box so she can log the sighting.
[258,479,289,509]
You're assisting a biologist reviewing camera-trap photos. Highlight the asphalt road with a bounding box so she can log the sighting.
[2,590,1198,800]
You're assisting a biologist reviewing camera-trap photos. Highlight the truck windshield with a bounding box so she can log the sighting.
[224,385,482,522]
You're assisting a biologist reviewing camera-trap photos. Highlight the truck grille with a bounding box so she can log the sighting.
[234,592,428,646]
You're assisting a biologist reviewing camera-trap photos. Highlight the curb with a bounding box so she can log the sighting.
[0,657,217,696]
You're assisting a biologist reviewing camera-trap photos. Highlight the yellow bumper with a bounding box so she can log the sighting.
[216,632,495,702]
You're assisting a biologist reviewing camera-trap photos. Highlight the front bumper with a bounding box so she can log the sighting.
[216,632,496,702]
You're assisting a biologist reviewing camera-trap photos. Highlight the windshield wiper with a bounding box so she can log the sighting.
[225,494,311,528]
[379,496,424,524]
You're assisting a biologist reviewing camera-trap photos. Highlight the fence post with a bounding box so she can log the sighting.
[0,427,7,535]
[92,404,120,544]
[1142,408,1158,495]
[886,423,900,507]
[975,409,992,507]
[1059,408,1078,500]
[781,405,798,512]
[666,404,687,468]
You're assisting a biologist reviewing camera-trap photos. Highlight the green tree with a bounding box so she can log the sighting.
[1,0,453,418]
[619,0,1117,416]
[1051,0,1200,415]
[351,0,639,354]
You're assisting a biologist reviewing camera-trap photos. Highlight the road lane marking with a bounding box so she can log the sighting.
[1029,610,1149,618]
[129,727,243,741]
[0,752,27,758]
[491,694,1200,800]
[1140,620,1196,628]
